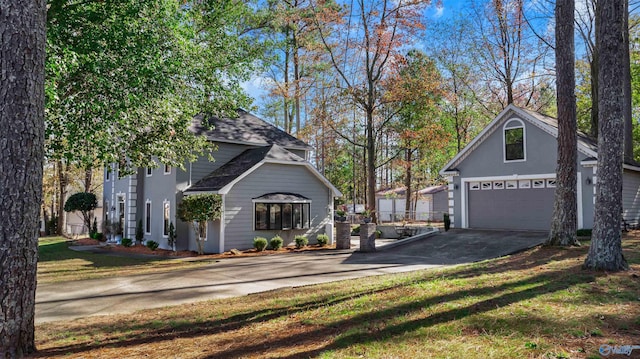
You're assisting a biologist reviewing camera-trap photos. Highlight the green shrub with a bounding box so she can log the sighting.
[168,222,177,250]
[45,215,58,235]
[146,240,159,250]
[136,219,144,244]
[91,232,103,241]
[294,235,308,249]
[177,193,222,255]
[64,192,98,233]
[270,235,283,250]
[316,234,329,247]
[351,225,361,234]
[253,237,268,252]
[121,237,133,247]
[444,213,451,231]
[577,228,592,237]
[91,218,98,236]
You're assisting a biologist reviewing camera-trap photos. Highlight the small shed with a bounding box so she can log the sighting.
[376,185,448,222]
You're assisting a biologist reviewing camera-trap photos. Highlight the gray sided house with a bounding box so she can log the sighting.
[103,110,342,253]
[440,104,640,231]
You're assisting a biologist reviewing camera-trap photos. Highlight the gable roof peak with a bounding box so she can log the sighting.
[190,109,311,150]
[439,105,598,175]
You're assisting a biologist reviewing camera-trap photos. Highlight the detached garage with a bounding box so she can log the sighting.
[440,104,640,231]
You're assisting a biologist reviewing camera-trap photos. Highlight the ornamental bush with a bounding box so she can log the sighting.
[269,235,283,250]
[168,222,177,250]
[64,192,98,233]
[136,219,144,244]
[121,237,133,247]
[577,228,592,237]
[294,235,308,249]
[316,234,329,247]
[146,240,159,250]
[91,218,98,236]
[178,194,222,255]
[253,237,268,252]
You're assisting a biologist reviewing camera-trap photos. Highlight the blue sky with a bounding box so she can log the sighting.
[242,0,470,115]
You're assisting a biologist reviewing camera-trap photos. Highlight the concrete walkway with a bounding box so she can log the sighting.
[35,229,545,324]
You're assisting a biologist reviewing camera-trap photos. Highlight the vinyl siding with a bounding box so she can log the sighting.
[456,115,559,177]
[105,165,137,238]
[580,167,595,229]
[222,163,331,251]
[139,164,177,250]
[432,190,448,218]
[623,170,640,226]
[451,114,598,230]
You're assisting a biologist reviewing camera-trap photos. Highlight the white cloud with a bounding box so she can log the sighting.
[434,6,444,18]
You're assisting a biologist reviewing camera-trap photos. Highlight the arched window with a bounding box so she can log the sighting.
[503,119,526,161]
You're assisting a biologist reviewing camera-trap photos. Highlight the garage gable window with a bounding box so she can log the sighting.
[254,193,311,230]
[503,119,526,162]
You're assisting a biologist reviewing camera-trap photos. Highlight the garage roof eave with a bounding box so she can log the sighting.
[440,169,459,176]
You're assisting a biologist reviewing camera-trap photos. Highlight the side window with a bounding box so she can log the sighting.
[145,200,152,234]
[163,201,170,237]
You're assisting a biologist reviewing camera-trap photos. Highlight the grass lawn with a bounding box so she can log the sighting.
[37,237,218,284]
[35,234,640,358]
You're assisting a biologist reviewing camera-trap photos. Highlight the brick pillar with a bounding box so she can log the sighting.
[335,222,351,249]
[359,223,376,252]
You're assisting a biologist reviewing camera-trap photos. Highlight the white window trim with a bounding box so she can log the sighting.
[503,118,527,163]
[164,164,171,175]
[105,165,111,181]
[519,180,531,188]
[162,200,170,238]
[252,201,312,231]
[145,200,152,235]
[146,167,153,177]
[532,179,545,188]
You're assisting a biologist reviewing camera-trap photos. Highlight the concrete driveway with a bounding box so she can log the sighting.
[35,229,546,324]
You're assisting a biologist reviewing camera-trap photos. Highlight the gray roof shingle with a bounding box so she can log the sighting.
[184,145,306,193]
[190,109,311,149]
[517,107,598,155]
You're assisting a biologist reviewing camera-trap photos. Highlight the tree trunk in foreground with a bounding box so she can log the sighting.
[622,0,633,160]
[547,0,579,246]
[0,0,46,356]
[584,0,629,271]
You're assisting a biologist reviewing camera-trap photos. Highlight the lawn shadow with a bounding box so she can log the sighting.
[36,264,596,358]
[34,275,422,357]
[209,266,595,359]
[38,240,159,268]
